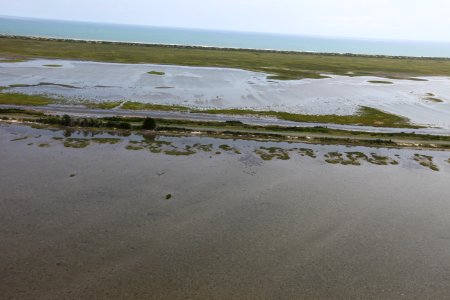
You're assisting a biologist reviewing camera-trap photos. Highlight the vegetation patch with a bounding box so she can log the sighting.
[191,143,213,152]
[163,149,196,156]
[126,144,145,151]
[37,114,133,129]
[0,92,419,128]
[196,106,417,128]
[0,93,55,106]
[368,153,398,165]
[0,58,28,63]
[147,71,165,76]
[368,80,394,84]
[38,143,50,147]
[142,117,157,130]
[3,36,450,80]
[10,136,29,141]
[121,101,189,112]
[92,138,121,144]
[43,64,63,67]
[413,154,439,171]
[426,97,444,103]
[86,101,123,109]
[325,151,362,165]
[255,146,290,161]
[219,144,241,154]
[404,77,428,81]
[298,148,316,158]
[424,93,443,103]
[8,82,77,89]
[9,84,31,88]
[324,151,399,166]
[63,138,90,148]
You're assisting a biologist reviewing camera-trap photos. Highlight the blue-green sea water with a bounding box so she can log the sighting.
[1,16,450,58]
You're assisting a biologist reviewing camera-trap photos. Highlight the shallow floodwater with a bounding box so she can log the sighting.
[1,59,450,129]
[1,123,450,299]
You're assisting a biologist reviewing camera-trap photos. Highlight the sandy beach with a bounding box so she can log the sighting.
[1,123,450,299]
[1,59,450,129]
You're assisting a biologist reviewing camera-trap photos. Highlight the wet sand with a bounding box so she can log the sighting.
[1,124,450,299]
[1,59,450,128]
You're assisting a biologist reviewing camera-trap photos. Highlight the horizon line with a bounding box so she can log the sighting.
[2,14,450,45]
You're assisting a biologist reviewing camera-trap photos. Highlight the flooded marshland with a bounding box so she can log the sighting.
[1,123,450,299]
[1,59,450,128]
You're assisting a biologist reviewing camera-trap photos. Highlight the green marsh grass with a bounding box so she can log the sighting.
[2,36,450,80]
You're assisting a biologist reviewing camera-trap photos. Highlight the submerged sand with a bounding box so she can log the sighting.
[1,59,450,128]
[1,124,450,299]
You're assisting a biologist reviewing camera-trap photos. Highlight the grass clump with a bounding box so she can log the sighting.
[405,77,428,81]
[413,154,439,171]
[298,148,316,158]
[165,194,172,200]
[218,144,241,154]
[10,136,29,141]
[368,153,398,165]
[126,144,145,151]
[324,151,364,165]
[91,138,121,144]
[43,64,62,67]
[63,138,90,148]
[424,93,443,103]
[147,71,165,76]
[368,80,394,84]
[426,97,444,103]
[163,149,196,156]
[255,146,290,161]
[192,143,213,152]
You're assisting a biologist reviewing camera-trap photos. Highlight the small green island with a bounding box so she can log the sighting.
[147,71,165,76]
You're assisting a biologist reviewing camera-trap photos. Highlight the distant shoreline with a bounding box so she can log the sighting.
[1,34,450,61]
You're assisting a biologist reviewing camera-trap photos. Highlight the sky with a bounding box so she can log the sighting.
[1,0,450,42]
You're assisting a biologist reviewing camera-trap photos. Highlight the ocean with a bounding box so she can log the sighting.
[1,16,450,58]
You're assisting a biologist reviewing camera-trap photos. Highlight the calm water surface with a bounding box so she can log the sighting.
[2,16,450,57]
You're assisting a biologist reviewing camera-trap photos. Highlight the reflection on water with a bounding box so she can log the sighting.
[3,124,450,172]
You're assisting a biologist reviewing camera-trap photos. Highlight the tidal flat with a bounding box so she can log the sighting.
[1,123,450,299]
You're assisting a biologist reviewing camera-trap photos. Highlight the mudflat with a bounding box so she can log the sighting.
[1,124,450,299]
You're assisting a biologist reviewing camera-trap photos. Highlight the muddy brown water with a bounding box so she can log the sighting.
[1,124,450,299]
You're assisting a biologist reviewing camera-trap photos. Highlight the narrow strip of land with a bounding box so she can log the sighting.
[2,35,450,80]
[2,104,449,136]
[2,106,450,150]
